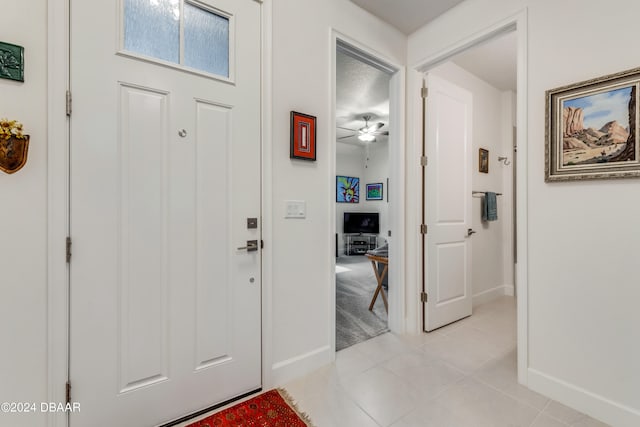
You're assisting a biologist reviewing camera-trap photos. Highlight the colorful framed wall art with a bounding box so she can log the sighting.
[366,183,383,200]
[290,111,316,161]
[546,67,640,181]
[336,175,359,203]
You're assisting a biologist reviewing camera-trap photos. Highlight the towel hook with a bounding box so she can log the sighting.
[498,156,511,166]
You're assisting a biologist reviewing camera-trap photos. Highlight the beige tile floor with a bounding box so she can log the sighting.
[284,296,609,427]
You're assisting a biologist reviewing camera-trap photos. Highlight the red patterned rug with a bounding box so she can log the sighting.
[186,389,314,427]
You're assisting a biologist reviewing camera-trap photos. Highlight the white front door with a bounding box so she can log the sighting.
[423,73,473,332]
[70,0,262,425]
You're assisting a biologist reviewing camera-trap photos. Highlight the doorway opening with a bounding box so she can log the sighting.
[411,15,528,392]
[332,38,403,352]
[408,10,528,386]
[422,29,518,332]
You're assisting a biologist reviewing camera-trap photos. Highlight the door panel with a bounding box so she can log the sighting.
[423,73,473,332]
[70,1,262,425]
[118,84,171,393]
[435,92,466,224]
[195,100,233,370]
[436,242,467,303]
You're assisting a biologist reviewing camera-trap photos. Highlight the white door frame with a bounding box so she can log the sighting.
[47,0,70,425]
[330,31,407,349]
[408,10,529,384]
[260,0,275,389]
[47,1,270,424]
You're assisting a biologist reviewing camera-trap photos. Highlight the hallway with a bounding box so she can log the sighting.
[285,297,608,427]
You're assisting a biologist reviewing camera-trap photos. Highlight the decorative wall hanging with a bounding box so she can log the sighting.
[0,42,24,82]
[366,183,383,200]
[479,148,489,173]
[546,66,640,181]
[290,111,316,161]
[336,175,359,203]
[0,119,29,174]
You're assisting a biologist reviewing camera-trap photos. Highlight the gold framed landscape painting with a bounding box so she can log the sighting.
[545,67,640,181]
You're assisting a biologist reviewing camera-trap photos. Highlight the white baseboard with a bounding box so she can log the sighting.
[472,284,512,307]
[270,345,332,387]
[504,283,514,296]
[528,368,640,427]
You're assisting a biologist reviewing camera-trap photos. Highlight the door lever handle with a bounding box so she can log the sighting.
[237,240,259,252]
[466,229,476,237]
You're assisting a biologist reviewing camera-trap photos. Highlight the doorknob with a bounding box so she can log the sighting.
[466,228,476,237]
[237,240,258,252]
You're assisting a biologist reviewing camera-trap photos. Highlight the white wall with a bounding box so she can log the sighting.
[0,2,48,427]
[269,0,405,384]
[409,1,640,425]
[429,62,513,305]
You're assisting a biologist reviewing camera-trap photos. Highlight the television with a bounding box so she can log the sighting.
[344,212,379,234]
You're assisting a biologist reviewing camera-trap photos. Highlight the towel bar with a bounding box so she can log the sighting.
[472,191,503,196]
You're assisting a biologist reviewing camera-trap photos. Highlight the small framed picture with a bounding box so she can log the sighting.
[0,41,25,82]
[546,66,640,181]
[290,111,316,161]
[479,148,489,173]
[336,175,359,203]
[366,183,383,200]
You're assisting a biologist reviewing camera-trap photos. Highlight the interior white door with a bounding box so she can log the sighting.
[423,73,473,332]
[70,1,262,426]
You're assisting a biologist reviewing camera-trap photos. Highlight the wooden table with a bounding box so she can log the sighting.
[365,254,388,313]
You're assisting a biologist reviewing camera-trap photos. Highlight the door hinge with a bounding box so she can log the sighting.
[421,292,428,303]
[421,87,428,98]
[420,224,428,234]
[420,156,428,167]
[66,237,72,263]
[66,90,72,117]
[65,381,71,404]
[260,240,264,249]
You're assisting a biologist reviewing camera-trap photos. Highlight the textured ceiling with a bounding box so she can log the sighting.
[336,50,391,146]
[452,31,518,91]
[350,0,466,34]
[335,23,517,150]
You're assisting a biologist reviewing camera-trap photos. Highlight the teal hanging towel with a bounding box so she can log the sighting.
[482,192,498,221]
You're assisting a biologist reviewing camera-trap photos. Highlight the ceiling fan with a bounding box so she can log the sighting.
[337,115,388,142]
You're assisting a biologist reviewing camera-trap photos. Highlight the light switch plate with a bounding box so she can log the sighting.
[285,200,306,218]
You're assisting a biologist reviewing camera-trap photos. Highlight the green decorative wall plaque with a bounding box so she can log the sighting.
[0,42,24,82]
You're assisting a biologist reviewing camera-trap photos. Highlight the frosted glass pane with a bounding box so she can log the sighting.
[124,0,180,64]
[184,3,229,77]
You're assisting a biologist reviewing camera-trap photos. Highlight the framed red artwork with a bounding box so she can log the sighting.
[290,111,316,161]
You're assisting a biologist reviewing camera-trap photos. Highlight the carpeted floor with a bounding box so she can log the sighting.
[336,256,388,351]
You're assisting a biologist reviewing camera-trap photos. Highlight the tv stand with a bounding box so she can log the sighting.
[344,234,377,256]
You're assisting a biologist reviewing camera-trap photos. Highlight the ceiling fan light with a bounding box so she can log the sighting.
[358,133,376,142]
[365,123,382,133]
